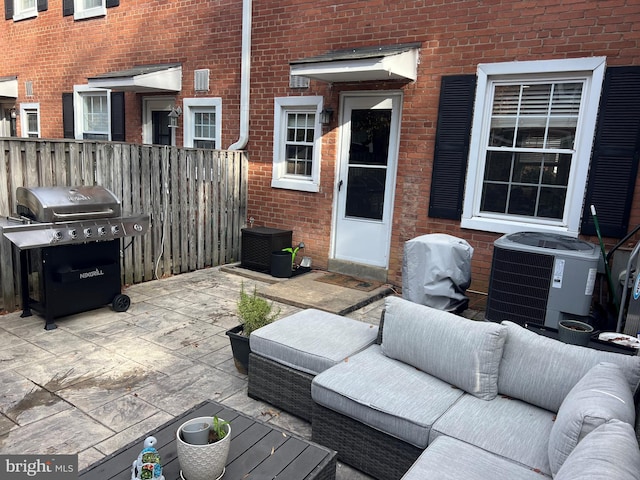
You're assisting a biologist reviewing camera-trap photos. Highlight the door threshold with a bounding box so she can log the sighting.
[327,259,388,283]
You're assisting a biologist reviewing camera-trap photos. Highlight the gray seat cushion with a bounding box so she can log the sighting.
[250,308,378,375]
[311,344,464,448]
[499,321,640,412]
[555,420,640,480]
[548,362,636,476]
[401,436,550,480]
[430,393,555,475]
[382,296,507,400]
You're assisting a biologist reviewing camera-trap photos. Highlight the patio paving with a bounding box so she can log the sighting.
[0,266,386,479]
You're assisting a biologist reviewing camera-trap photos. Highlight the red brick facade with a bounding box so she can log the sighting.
[2,0,640,300]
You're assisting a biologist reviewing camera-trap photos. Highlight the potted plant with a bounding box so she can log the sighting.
[557,319,594,346]
[176,416,231,480]
[225,283,280,374]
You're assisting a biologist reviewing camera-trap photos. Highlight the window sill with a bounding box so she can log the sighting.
[74,6,106,20]
[271,178,319,193]
[13,11,37,21]
[460,216,578,237]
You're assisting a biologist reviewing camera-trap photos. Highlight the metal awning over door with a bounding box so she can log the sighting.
[0,76,18,98]
[290,43,420,83]
[87,64,182,92]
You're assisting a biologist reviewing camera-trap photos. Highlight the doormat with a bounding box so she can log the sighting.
[314,273,382,292]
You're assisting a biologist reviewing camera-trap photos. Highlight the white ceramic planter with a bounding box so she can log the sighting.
[176,417,231,480]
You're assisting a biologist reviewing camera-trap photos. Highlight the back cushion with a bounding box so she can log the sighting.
[382,296,507,400]
[548,362,636,475]
[499,321,640,412]
[555,420,640,480]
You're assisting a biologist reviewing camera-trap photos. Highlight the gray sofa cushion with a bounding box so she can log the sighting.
[382,296,507,400]
[430,393,555,474]
[311,344,464,448]
[555,420,640,480]
[499,321,640,412]
[548,362,636,476]
[250,308,378,375]
[401,436,550,480]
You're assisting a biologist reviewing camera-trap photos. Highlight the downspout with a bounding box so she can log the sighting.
[228,0,251,150]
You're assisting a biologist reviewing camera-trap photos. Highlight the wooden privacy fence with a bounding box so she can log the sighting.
[0,138,248,312]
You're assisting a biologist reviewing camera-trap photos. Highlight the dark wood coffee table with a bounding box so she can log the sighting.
[80,400,336,480]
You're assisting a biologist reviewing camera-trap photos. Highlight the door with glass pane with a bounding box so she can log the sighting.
[333,93,401,267]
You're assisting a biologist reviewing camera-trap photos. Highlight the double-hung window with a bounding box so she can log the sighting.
[74,86,110,140]
[272,96,323,192]
[74,0,105,20]
[461,57,606,235]
[183,98,222,149]
[20,103,40,138]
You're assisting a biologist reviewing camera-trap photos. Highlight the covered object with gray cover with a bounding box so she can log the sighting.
[402,234,473,313]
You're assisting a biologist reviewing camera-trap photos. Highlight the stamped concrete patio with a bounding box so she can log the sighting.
[0,266,387,479]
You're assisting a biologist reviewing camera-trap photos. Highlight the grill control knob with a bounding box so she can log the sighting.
[111,225,120,235]
[84,228,92,238]
[69,229,78,239]
[134,223,143,232]
[97,226,106,236]
[53,231,63,241]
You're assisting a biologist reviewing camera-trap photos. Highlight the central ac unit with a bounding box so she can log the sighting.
[486,232,600,328]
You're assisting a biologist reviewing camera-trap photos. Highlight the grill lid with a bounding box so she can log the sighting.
[17,185,121,222]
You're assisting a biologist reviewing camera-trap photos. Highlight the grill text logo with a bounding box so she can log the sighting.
[79,268,104,279]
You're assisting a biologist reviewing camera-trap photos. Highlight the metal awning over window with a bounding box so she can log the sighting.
[290,43,420,83]
[87,64,182,92]
[0,76,18,98]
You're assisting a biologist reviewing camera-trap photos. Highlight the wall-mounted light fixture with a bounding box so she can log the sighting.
[10,108,17,119]
[319,107,333,125]
[168,106,182,128]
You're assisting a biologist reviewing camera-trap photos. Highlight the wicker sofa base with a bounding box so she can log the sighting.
[248,352,315,421]
[312,403,423,480]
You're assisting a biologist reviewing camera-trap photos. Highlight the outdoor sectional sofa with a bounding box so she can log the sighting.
[249,296,640,480]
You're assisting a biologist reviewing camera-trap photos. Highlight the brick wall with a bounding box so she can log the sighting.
[247,0,640,291]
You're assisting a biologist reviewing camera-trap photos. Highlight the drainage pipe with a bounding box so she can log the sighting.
[228,0,252,150]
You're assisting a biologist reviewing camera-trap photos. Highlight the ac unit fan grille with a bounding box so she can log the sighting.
[486,247,554,326]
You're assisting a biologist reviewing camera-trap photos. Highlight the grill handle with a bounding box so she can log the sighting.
[52,209,115,221]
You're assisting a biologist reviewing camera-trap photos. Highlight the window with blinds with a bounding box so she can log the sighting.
[481,81,584,220]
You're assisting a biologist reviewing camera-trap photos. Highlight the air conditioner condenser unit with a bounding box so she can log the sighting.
[486,232,601,328]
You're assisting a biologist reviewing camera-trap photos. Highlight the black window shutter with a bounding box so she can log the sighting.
[106,0,119,8]
[428,75,477,220]
[110,91,125,142]
[581,66,640,238]
[62,0,73,16]
[37,0,47,12]
[5,0,14,20]
[62,92,75,139]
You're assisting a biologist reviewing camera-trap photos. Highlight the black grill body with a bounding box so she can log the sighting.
[25,241,122,325]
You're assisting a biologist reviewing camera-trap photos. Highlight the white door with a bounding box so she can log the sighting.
[332,93,402,267]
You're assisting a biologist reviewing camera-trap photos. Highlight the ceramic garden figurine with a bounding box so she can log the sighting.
[131,436,165,480]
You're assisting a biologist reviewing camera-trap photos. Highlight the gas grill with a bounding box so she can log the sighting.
[1,185,149,330]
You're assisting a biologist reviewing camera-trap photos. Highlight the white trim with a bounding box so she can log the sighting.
[183,98,222,148]
[142,97,175,145]
[461,57,606,236]
[73,85,111,141]
[19,102,40,138]
[271,96,323,193]
[74,0,106,20]
[12,0,37,21]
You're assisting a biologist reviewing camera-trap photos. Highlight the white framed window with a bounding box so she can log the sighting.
[183,98,222,149]
[74,85,110,140]
[272,96,323,193]
[12,0,37,21]
[19,103,40,138]
[461,57,606,236]
[74,0,105,20]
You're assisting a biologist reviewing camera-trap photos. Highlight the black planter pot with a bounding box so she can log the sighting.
[226,325,250,374]
[271,251,292,278]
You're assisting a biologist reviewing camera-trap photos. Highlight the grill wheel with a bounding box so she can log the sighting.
[112,294,131,312]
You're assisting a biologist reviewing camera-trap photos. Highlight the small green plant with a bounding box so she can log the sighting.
[208,416,229,443]
[282,246,300,266]
[237,283,280,336]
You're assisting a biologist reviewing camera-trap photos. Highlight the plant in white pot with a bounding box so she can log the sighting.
[176,416,231,480]
[226,283,280,374]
